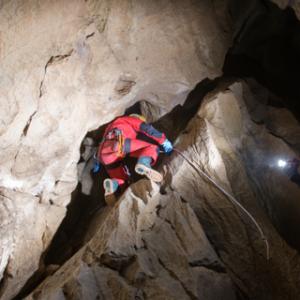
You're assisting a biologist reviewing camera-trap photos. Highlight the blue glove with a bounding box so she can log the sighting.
[161,139,173,153]
[92,161,101,173]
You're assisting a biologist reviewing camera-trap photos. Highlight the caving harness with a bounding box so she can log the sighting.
[93,128,125,172]
[99,128,125,158]
[173,148,270,260]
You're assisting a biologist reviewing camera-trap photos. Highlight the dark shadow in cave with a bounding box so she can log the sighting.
[224,0,300,119]
[223,0,300,251]
[291,172,300,187]
[15,77,221,299]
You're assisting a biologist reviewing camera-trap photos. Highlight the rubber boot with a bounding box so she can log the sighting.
[135,156,163,183]
[103,178,119,206]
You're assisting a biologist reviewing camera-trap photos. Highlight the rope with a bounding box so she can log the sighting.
[173,148,270,260]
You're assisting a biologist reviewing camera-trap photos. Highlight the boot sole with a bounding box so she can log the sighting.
[135,164,163,182]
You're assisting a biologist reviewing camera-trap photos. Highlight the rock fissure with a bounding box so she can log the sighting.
[12,48,75,174]
[154,205,191,255]
[157,258,198,300]
[39,49,74,98]
[86,32,95,39]
[22,111,37,137]
[188,260,226,274]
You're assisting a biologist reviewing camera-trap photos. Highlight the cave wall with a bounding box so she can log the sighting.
[224,0,300,118]
[0,1,231,299]
[25,80,300,300]
[1,0,300,299]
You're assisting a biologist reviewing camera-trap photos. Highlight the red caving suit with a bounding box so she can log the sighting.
[97,116,166,186]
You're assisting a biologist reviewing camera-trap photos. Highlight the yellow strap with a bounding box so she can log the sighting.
[117,134,125,157]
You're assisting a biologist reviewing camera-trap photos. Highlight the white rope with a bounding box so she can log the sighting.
[173,148,270,260]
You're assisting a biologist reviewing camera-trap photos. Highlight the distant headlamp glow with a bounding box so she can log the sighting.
[277,159,287,168]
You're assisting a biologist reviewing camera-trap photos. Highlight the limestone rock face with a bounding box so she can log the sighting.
[0,1,231,299]
[26,183,237,300]
[0,188,65,298]
[2,1,300,299]
[25,81,300,300]
[0,0,229,195]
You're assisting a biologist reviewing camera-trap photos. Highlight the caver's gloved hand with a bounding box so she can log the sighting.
[161,139,173,154]
[92,161,101,174]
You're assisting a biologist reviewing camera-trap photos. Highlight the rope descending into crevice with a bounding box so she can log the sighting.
[173,148,270,260]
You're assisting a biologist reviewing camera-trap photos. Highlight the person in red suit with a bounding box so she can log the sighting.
[93,114,173,204]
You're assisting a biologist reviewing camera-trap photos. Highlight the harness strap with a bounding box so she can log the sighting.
[117,133,125,158]
[99,128,125,158]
